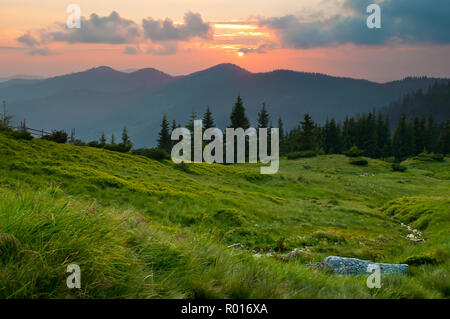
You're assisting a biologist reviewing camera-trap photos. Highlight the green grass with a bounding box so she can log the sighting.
[0,132,449,298]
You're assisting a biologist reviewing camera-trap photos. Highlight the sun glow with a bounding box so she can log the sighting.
[237,51,244,57]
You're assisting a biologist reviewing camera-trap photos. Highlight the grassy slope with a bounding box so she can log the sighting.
[0,132,448,298]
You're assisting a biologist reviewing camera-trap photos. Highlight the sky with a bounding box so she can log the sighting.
[1,0,450,82]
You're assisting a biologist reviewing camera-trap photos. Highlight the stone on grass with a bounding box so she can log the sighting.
[319,256,408,275]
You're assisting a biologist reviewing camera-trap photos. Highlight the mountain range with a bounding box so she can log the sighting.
[1,63,447,147]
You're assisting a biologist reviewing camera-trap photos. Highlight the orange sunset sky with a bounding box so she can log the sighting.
[1,0,450,82]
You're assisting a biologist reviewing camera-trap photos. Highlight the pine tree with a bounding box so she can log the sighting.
[393,114,413,161]
[437,120,450,155]
[203,106,215,129]
[412,116,425,155]
[121,127,132,151]
[323,118,341,154]
[158,114,172,153]
[229,95,250,129]
[299,113,315,150]
[0,101,13,129]
[278,117,286,155]
[257,103,270,128]
[425,115,437,153]
[186,111,198,132]
[111,134,115,145]
[377,114,392,158]
[100,132,106,145]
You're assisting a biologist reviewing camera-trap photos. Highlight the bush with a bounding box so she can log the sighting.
[287,150,317,160]
[132,148,170,161]
[403,254,438,266]
[5,130,33,141]
[42,130,68,144]
[87,141,103,148]
[349,158,368,166]
[415,152,445,162]
[104,143,132,153]
[73,139,86,146]
[343,145,364,157]
[392,163,407,172]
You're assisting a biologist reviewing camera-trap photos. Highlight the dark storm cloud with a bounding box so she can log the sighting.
[260,0,450,49]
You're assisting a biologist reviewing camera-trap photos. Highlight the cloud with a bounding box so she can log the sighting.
[17,33,40,47]
[17,31,52,56]
[239,42,276,54]
[142,11,212,42]
[49,11,140,44]
[146,42,178,56]
[17,11,212,56]
[27,48,52,56]
[123,46,139,55]
[260,0,450,49]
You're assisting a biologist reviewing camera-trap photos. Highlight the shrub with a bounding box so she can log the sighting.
[104,143,132,153]
[392,163,407,172]
[42,130,68,144]
[343,145,364,157]
[349,157,368,166]
[5,130,33,141]
[73,139,86,146]
[287,150,317,160]
[415,152,445,162]
[403,254,438,266]
[88,141,103,148]
[132,148,170,161]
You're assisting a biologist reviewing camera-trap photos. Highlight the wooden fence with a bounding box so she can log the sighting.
[11,126,51,137]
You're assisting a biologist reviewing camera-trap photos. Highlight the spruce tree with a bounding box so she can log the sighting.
[257,103,270,128]
[100,132,106,145]
[158,114,172,153]
[0,101,13,129]
[437,120,450,155]
[230,95,250,129]
[121,127,132,151]
[278,117,286,155]
[425,115,437,153]
[393,114,413,161]
[203,106,215,129]
[299,113,315,150]
[111,134,115,145]
[186,111,198,132]
[412,116,425,155]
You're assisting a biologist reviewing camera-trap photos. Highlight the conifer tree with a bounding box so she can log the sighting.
[158,114,172,153]
[121,127,132,151]
[412,116,425,155]
[437,120,450,155]
[0,101,13,129]
[100,132,106,145]
[393,114,413,161]
[186,111,198,132]
[229,95,250,129]
[299,113,315,150]
[425,115,437,153]
[203,106,215,129]
[111,134,115,145]
[257,103,270,128]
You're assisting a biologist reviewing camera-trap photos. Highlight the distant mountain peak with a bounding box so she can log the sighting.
[210,63,250,73]
[131,68,172,77]
[85,66,120,74]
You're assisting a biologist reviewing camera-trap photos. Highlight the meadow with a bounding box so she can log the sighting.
[0,131,448,298]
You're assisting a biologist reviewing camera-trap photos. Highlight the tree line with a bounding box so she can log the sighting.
[157,95,450,162]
